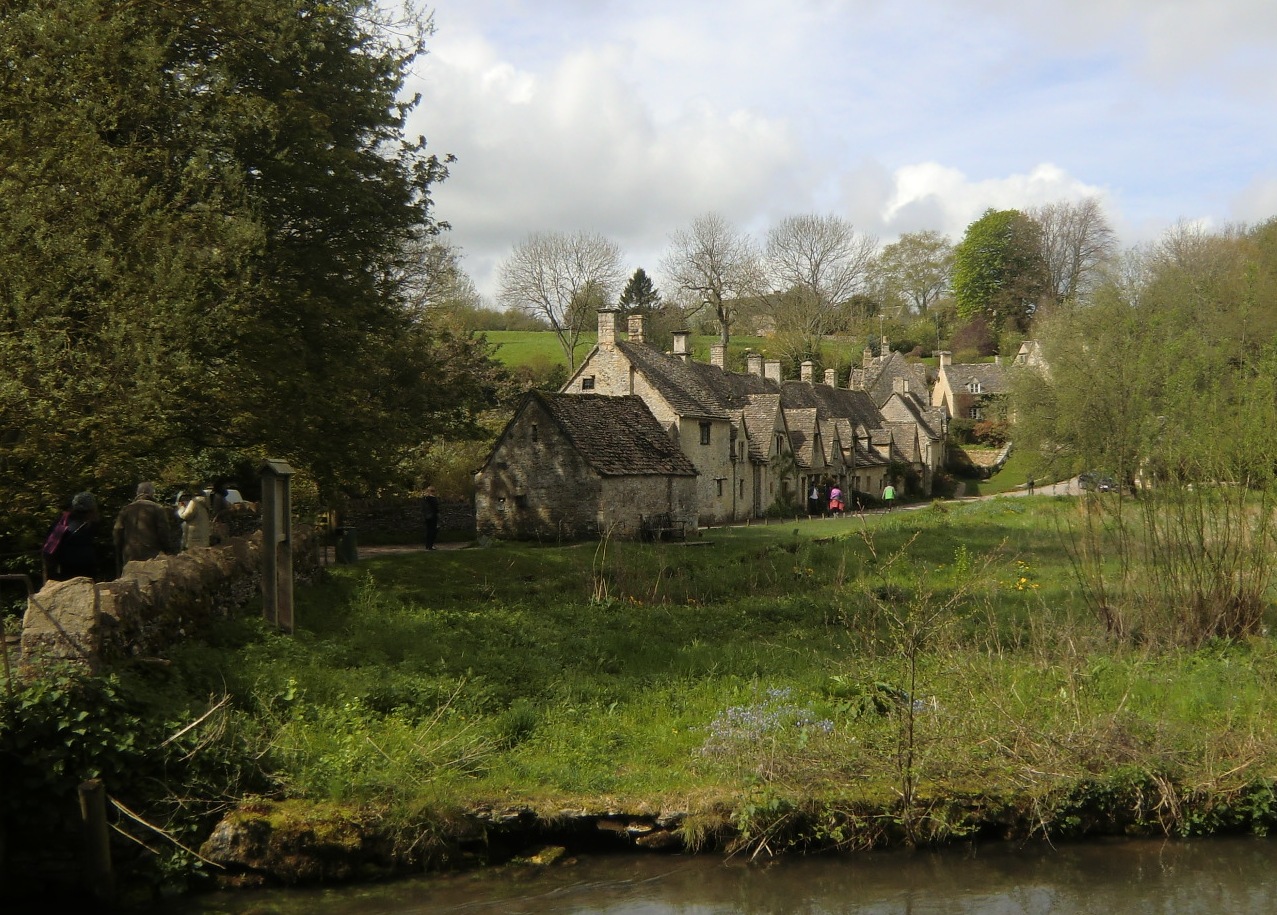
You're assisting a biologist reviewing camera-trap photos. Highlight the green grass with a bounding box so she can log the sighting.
[480,330,870,374]
[156,500,1277,844]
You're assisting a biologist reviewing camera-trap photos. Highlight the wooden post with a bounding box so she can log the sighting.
[78,779,115,904]
[260,459,295,633]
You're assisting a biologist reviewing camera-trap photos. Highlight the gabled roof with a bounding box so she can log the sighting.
[881,391,946,441]
[882,421,921,463]
[785,408,825,470]
[946,361,1008,395]
[741,394,784,461]
[614,342,732,420]
[862,350,932,407]
[528,391,697,477]
[778,381,884,430]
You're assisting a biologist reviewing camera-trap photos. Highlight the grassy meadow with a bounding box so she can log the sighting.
[482,330,865,374]
[163,494,1277,852]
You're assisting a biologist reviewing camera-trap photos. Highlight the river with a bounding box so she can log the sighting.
[155,837,1277,914]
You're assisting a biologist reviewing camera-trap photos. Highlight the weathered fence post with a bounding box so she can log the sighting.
[78,778,115,904]
[260,459,295,634]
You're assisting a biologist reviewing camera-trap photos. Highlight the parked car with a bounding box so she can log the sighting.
[1079,472,1117,492]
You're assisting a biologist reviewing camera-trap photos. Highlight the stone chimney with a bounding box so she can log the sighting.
[598,309,619,348]
[710,342,726,369]
[800,360,814,384]
[764,360,782,383]
[627,313,647,344]
[863,347,875,369]
[937,350,952,368]
[824,368,837,386]
[672,331,691,362]
[746,352,764,376]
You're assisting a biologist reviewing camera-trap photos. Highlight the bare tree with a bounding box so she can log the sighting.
[395,236,482,319]
[764,213,878,355]
[1028,197,1117,306]
[498,230,625,370]
[660,212,763,345]
[869,229,954,316]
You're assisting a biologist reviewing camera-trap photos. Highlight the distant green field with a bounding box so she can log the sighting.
[482,330,869,373]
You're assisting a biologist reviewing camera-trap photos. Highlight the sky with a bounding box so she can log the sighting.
[404,0,1277,302]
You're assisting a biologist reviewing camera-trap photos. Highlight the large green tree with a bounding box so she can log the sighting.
[951,209,1048,335]
[0,0,484,552]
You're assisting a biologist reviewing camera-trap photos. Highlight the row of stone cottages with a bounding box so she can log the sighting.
[474,309,1024,541]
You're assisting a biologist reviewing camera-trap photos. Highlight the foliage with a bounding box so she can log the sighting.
[870,230,954,315]
[952,209,1049,335]
[0,0,503,554]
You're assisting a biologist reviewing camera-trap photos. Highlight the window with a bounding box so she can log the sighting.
[582,376,595,390]
[530,423,538,443]
[966,380,982,394]
[739,479,745,498]
[700,422,712,445]
[775,433,785,455]
[715,478,724,497]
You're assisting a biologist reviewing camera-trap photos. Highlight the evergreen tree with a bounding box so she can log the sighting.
[618,268,661,313]
[0,0,488,551]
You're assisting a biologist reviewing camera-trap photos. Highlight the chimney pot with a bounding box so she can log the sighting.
[627,313,647,344]
[597,309,619,348]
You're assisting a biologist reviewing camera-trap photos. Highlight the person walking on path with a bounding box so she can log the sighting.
[828,485,845,515]
[114,481,179,571]
[423,486,440,550]
[1027,476,1036,496]
[43,491,100,582]
[882,482,896,506]
[177,486,212,549]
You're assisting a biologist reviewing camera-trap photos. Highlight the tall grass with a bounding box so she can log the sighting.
[157,498,1277,850]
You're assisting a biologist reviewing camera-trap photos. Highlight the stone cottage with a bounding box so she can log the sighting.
[558,310,945,525]
[474,390,698,540]
[932,352,1009,421]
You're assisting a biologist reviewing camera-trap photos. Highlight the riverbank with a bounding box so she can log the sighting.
[10,494,1277,904]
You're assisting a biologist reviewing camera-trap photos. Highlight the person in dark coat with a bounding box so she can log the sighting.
[113,481,179,571]
[43,491,99,582]
[423,486,440,550]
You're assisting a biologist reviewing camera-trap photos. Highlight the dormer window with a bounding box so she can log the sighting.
[966,380,982,394]
[581,376,595,391]
[775,432,785,455]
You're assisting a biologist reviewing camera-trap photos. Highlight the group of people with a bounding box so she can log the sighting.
[41,480,243,583]
[806,479,898,517]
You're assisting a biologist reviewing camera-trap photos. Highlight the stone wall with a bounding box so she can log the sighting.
[20,526,321,673]
[341,496,475,542]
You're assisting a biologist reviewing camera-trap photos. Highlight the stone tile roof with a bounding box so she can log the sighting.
[947,362,1007,396]
[741,394,783,461]
[862,351,932,407]
[883,421,921,463]
[778,381,884,430]
[536,392,697,477]
[615,342,733,419]
[785,408,822,469]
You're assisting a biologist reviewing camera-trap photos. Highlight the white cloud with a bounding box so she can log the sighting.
[411,0,1277,300]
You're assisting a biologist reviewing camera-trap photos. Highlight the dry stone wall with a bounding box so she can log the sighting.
[19,526,320,673]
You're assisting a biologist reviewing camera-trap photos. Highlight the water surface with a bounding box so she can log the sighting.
[158,837,1277,914]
